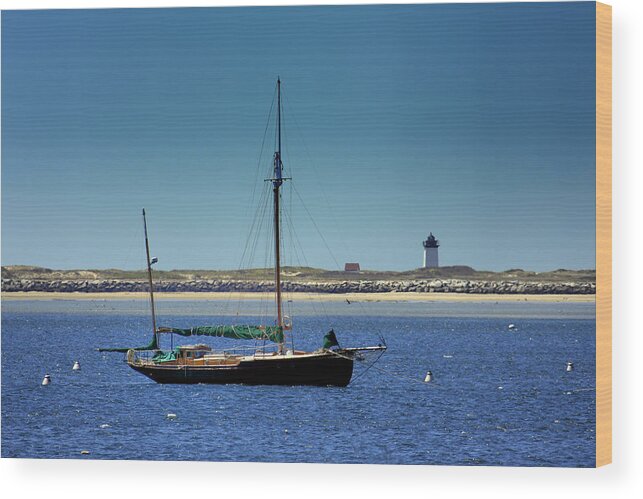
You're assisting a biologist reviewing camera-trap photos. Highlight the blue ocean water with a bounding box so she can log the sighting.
[1,299,595,466]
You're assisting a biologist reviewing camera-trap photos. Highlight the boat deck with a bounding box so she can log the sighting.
[132,349,339,368]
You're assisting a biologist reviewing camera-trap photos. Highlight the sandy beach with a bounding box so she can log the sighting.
[1,291,595,303]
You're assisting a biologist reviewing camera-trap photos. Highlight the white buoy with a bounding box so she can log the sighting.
[424,371,433,383]
[73,361,81,371]
[166,413,177,420]
[508,324,516,330]
[41,374,51,386]
[566,361,574,372]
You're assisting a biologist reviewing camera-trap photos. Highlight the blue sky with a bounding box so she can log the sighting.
[1,3,596,271]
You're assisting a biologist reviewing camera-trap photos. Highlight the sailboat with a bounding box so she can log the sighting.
[100,79,386,386]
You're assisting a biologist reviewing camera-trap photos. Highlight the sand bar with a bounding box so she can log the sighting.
[1,291,595,303]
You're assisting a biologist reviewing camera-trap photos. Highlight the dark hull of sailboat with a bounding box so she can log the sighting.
[128,353,354,387]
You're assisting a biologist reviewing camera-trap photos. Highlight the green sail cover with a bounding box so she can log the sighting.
[98,334,159,353]
[158,325,284,344]
[152,348,180,363]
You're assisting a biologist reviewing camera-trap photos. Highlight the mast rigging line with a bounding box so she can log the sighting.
[219,78,386,355]
[281,90,352,261]
[235,84,278,280]
[280,86,385,347]
[284,186,387,345]
[248,84,278,214]
[280,199,333,322]
[221,83,278,321]
[289,182,343,272]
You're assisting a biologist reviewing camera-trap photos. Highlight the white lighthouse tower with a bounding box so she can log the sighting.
[422,233,440,268]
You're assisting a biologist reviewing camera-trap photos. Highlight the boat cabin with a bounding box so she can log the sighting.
[153,344,242,367]
[177,344,211,360]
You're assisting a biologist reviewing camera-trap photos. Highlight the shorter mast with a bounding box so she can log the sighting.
[142,208,158,349]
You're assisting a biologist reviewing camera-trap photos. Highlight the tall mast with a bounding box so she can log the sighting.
[273,78,284,352]
[142,208,158,349]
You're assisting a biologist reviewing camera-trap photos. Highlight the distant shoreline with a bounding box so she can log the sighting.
[2,265,596,296]
[1,291,595,303]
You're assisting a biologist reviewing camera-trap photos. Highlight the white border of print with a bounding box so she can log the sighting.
[0,1,640,498]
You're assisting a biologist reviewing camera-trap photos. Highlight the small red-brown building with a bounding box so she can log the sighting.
[344,263,361,272]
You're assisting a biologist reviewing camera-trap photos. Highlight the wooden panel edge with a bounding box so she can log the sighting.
[595,0,612,468]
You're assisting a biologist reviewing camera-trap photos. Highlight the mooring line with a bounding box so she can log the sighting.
[327,349,427,386]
